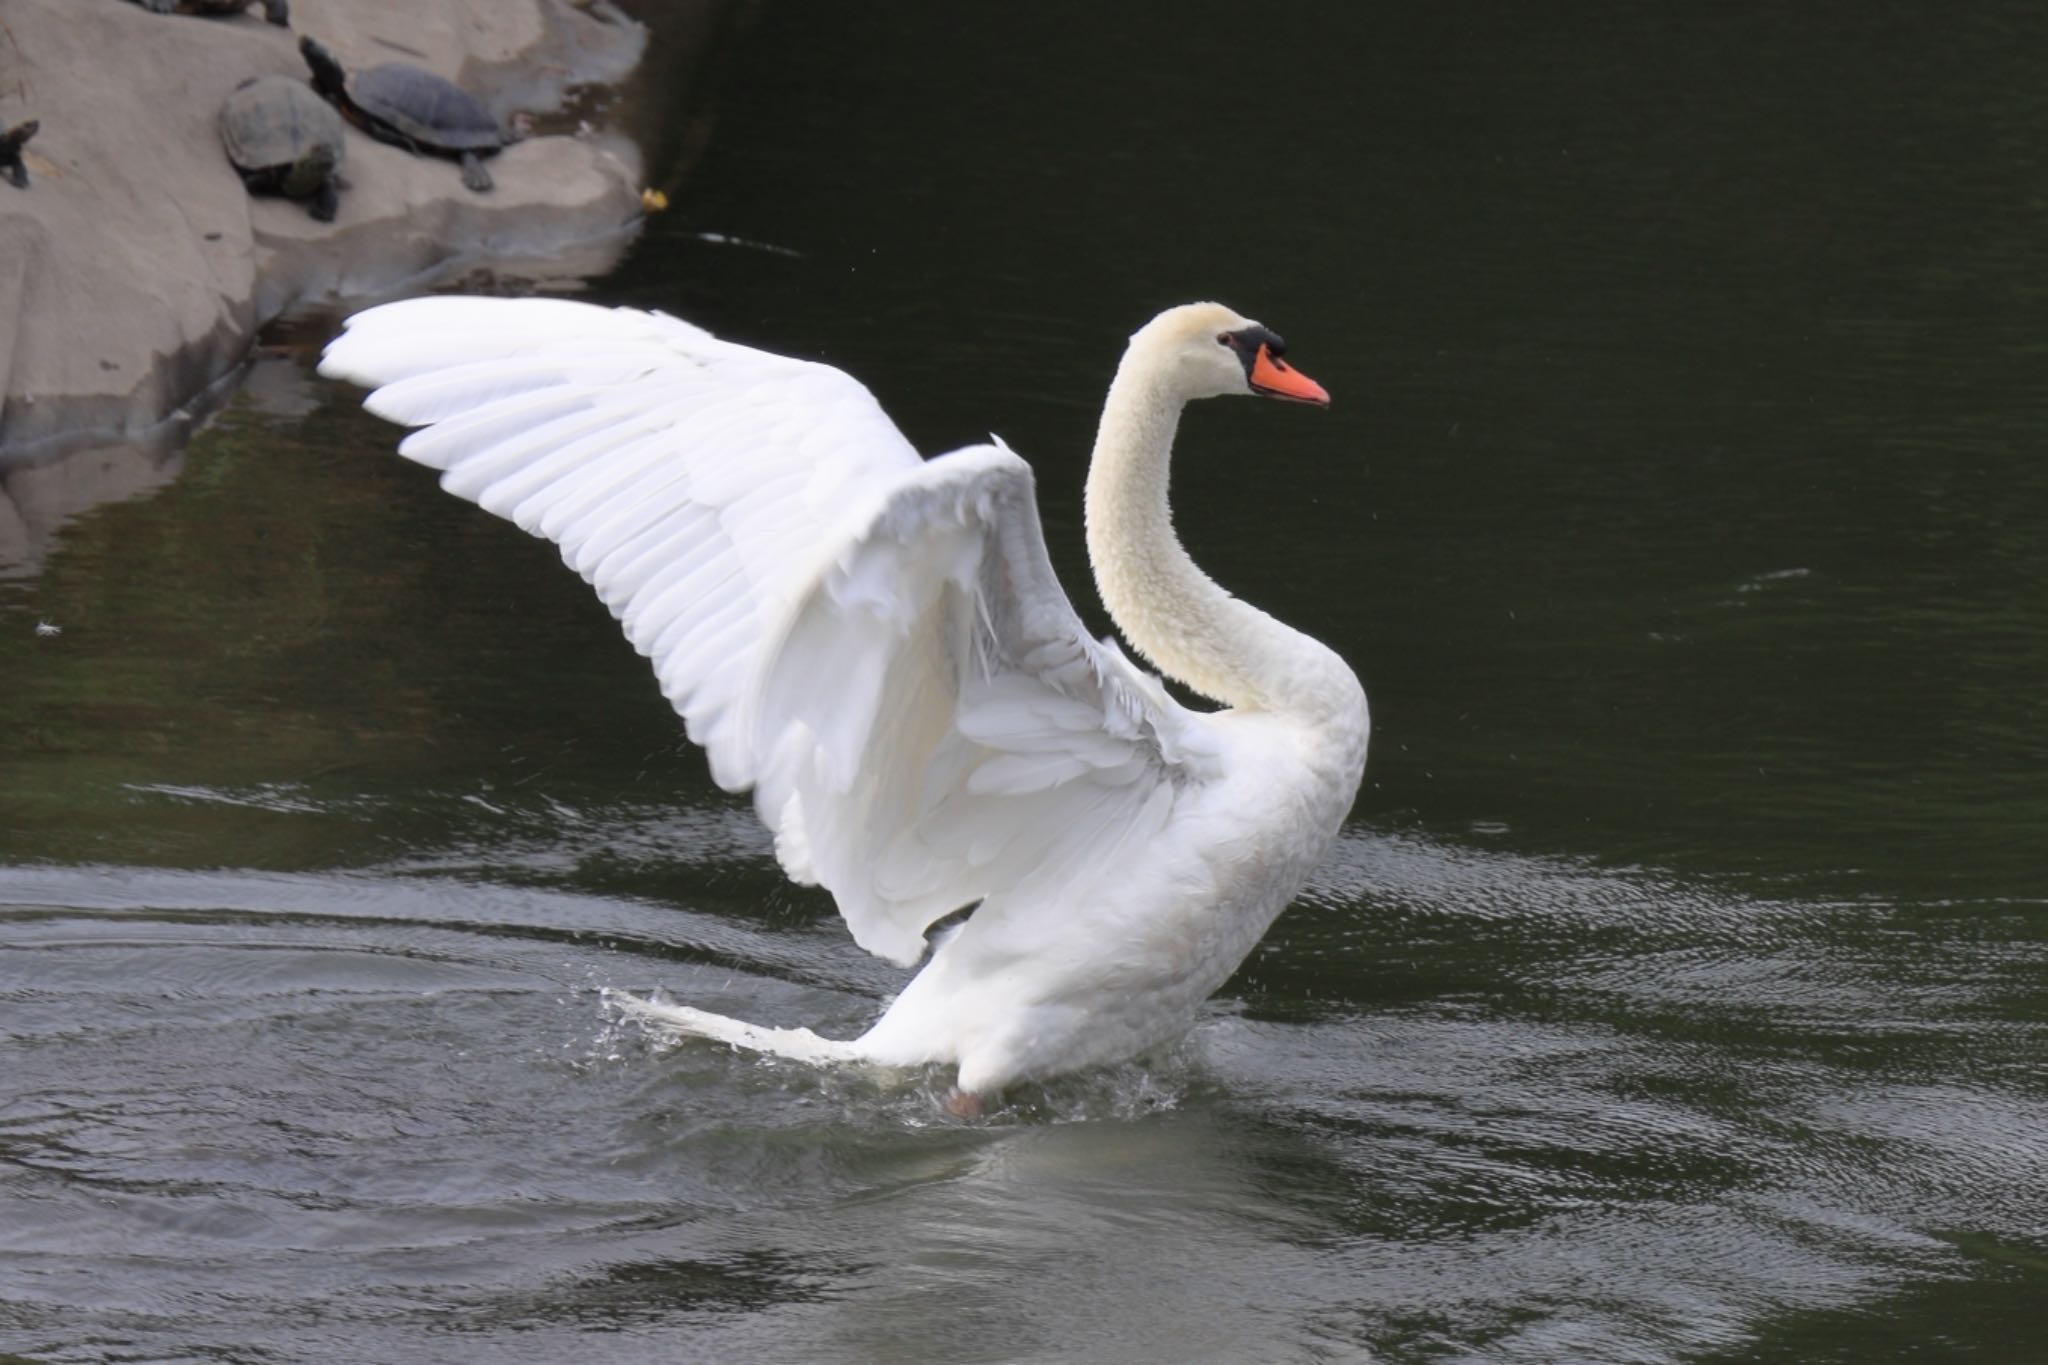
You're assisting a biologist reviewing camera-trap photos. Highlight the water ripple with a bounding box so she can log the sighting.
[1,832,2041,1362]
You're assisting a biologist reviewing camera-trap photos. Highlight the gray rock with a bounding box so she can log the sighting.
[0,0,650,463]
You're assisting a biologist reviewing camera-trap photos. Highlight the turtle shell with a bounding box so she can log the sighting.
[144,0,289,21]
[220,76,345,173]
[350,64,501,153]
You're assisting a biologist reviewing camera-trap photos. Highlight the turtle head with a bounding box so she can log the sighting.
[299,37,346,98]
[283,143,340,201]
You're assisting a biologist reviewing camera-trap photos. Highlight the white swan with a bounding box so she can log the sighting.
[319,299,1369,1111]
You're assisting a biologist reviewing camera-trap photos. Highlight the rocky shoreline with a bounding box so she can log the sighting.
[0,0,655,465]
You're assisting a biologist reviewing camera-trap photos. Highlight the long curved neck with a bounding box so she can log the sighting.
[1084,356,1334,716]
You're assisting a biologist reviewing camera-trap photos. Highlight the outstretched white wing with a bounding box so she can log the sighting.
[321,298,1219,966]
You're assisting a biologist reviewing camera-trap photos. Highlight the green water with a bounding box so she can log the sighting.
[2,3,2044,1362]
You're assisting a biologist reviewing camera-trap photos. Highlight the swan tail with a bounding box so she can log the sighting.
[603,988,865,1067]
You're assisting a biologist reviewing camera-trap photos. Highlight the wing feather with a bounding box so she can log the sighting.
[321,297,1220,968]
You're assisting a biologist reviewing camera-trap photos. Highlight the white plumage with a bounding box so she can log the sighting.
[320,298,1369,1107]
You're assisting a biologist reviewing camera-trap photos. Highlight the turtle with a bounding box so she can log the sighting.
[0,120,37,190]
[126,0,290,26]
[299,37,503,193]
[219,76,346,222]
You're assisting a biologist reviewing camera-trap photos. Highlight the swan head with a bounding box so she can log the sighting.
[1127,302,1330,406]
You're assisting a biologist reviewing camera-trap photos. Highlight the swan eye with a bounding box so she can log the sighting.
[1217,333,1233,347]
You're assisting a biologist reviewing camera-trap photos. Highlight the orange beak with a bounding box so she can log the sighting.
[1249,344,1330,406]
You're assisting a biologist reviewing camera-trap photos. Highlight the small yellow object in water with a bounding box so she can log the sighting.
[640,187,668,213]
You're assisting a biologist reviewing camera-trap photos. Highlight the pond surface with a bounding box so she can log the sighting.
[4,3,2046,1361]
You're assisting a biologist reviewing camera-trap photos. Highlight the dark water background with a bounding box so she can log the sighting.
[3,3,2045,1361]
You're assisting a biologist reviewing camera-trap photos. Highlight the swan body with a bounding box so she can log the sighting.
[320,298,1369,1104]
